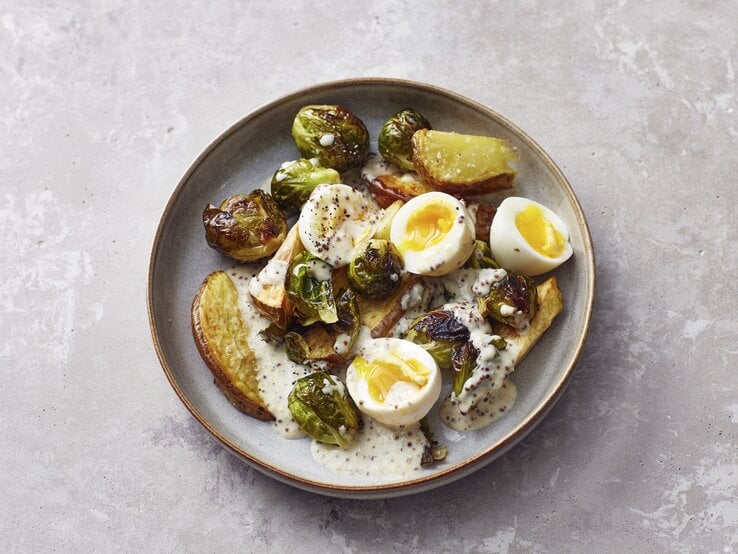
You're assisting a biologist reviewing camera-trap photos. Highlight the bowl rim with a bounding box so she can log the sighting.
[147,77,596,496]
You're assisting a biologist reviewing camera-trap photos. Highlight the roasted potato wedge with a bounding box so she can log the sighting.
[411,129,517,195]
[248,223,304,328]
[192,271,273,420]
[493,276,564,363]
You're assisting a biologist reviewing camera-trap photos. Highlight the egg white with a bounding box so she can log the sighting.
[489,197,573,276]
[298,184,381,268]
[390,192,475,276]
[345,338,441,428]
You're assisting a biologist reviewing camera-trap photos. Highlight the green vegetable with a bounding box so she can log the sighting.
[202,190,287,262]
[347,239,404,299]
[451,342,478,397]
[288,372,359,446]
[291,105,370,172]
[331,289,361,353]
[378,108,431,171]
[286,251,337,326]
[405,309,469,369]
[477,272,538,329]
[464,240,500,269]
[420,417,447,465]
[270,158,341,214]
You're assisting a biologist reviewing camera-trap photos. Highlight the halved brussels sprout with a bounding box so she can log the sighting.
[478,272,538,329]
[270,158,341,214]
[288,372,359,446]
[464,240,501,269]
[378,108,431,171]
[203,190,287,262]
[285,251,338,326]
[291,105,370,172]
[405,309,469,369]
[451,342,478,397]
[347,239,404,299]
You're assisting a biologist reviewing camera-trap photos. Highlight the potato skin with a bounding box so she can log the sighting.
[192,271,274,421]
[472,202,496,241]
[364,172,430,208]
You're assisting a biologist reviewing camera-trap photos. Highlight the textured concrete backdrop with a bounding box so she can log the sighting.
[1,1,736,552]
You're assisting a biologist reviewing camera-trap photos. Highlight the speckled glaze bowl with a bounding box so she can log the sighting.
[147,78,595,499]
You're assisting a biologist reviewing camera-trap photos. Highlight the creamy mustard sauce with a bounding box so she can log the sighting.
[311,415,428,477]
[440,379,518,431]
[229,265,310,439]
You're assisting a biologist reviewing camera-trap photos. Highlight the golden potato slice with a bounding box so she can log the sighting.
[192,271,273,420]
[493,276,564,363]
[248,223,304,328]
[411,129,517,195]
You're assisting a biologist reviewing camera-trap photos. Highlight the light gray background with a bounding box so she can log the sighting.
[2,1,736,552]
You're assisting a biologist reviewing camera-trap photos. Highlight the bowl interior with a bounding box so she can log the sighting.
[149,80,593,496]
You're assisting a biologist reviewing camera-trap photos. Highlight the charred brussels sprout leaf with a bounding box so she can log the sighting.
[288,372,359,446]
[291,105,370,172]
[258,323,287,346]
[464,240,501,269]
[203,190,287,262]
[378,108,431,171]
[283,332,312,365]
[270,158,341,214]
[331,289,361,354]
[347,239,404,299]
[451,342,478,397]
[286,252,338,326]
[478,272,538,329]
[405,309,469,369]
[420,417,447,465]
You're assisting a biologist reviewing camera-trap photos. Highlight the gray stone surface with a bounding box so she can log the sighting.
[1,0,736,551]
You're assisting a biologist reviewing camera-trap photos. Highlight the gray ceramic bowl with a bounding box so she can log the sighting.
[147,78,595,498]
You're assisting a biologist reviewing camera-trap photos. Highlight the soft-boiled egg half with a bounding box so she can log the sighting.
[346,338,441,427]
[489,197,573,276]
[298,184,381,268]
[390,191,475,276]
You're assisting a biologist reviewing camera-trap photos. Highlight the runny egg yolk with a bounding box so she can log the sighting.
[399,200,455,252]
[515,204,566,258]
[353,354,429,403]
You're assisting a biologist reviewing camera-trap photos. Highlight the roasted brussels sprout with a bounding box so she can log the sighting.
[405,309,469,369]
[478,272,538,329]
[451,342,478,397]
[203,190,287,262]
[270,158,341,214]
[288,372,359,446]
[464,240,500,269]
[347,239,404,299]
[286,252,338,326]
[378,108,431,171]
[291,105,370,172]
